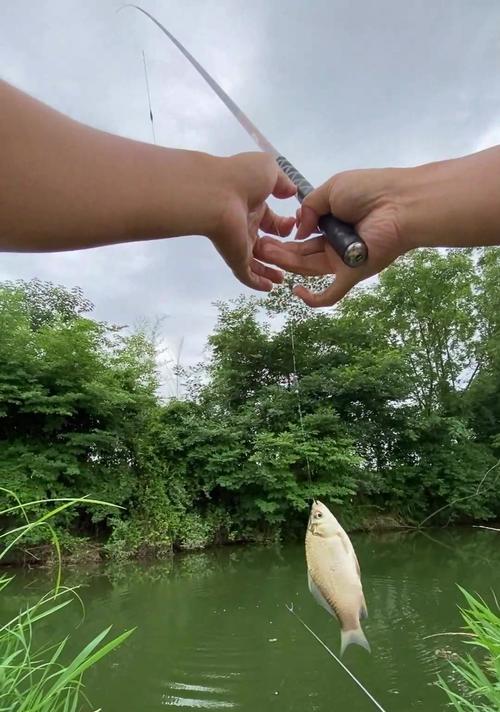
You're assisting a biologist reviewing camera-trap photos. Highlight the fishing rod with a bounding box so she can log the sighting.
[132,14,383,708]
[123,4,368,269]
[286,604,389,712]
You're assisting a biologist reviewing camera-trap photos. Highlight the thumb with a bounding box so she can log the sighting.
[297,168,389,239]
[296,180,333,239]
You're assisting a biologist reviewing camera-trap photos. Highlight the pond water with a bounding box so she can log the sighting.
[5,529,499,711]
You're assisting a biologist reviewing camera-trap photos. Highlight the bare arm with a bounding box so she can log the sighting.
[0,80,295,290]
[256,147,500,305]
[402,148,500,249]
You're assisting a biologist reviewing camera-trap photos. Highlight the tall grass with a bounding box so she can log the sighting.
[0,489,134,711]
[439,587,500,711]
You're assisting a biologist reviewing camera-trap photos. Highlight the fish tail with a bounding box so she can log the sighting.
[340,626,371,656]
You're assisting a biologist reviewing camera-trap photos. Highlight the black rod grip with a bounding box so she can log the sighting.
[276,155,368,268]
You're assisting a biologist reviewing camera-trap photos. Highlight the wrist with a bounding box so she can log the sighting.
[397,149,500,251]
[175,150,229,239]
[397,159,453,250]
[127,146,227,242]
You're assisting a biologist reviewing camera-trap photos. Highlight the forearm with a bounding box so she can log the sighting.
[0,80,223,251]
[401,147,500,250]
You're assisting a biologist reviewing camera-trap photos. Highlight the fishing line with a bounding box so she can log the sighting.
[137,19,379,709]
[142,49,156,145]
[289,314,314,493]
[271,214,314,495]
[140,50,189,399]
[286,604,389,712]
[133,13,380,706]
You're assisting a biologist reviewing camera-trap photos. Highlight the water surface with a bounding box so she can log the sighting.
[6,529,499,711]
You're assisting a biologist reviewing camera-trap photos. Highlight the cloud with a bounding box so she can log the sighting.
[2,0,500,372]
[475,124,500,153]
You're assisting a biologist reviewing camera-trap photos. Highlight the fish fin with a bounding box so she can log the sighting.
[340,627,371,656]
[308,571,337,619]
[360,596,368,620]
[353,552,361,577]
[338,529,352,557]
[338,528,361,576]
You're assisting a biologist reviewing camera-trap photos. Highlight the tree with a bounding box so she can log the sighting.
[0,281,161,543]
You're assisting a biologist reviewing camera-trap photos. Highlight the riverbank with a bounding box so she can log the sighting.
[4,511,497,567]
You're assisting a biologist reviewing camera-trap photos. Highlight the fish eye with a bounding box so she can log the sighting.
[315,512,323,519]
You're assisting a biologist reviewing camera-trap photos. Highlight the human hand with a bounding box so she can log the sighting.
[254,167,412,306]
[208,152,296,292]
[0,80,297,270]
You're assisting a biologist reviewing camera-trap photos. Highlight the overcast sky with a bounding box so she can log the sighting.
[2,0,500,390]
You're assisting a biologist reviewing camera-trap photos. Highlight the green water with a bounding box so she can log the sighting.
[5,530,499,711]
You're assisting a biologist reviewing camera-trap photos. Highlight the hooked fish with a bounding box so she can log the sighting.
[305,500,370,655]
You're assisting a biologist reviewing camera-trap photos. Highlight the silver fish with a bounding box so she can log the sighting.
[305,500,370,655]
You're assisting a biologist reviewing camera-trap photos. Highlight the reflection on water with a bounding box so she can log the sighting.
[4,529,499,711]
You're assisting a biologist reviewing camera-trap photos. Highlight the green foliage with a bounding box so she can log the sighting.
[105,475,176,560]
[1,250,500,556]
[377,250,478,411]
[439,588,500,710]
[191,249,499,530]
[0,280,165,552]
[0,588,133,712]
[178,509,229,550]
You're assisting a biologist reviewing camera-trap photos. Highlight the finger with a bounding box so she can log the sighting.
[260,205,295,237]
[294,272,358,307]
[231,254,281,292]
[296,207,302,231]
[272,169,297,199]
[250,258,284,283]
[302,178,333,215]
[233,262,274,292]
[257,234,326,256]
[296,204,322,239]
[295,179,334,238]
[254,239,329,277]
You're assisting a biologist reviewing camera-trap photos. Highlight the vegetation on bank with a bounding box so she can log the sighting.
[0,247,499,560]
[439,588,500,711]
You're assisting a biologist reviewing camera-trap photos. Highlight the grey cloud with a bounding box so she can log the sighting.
[2,0,500,371]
